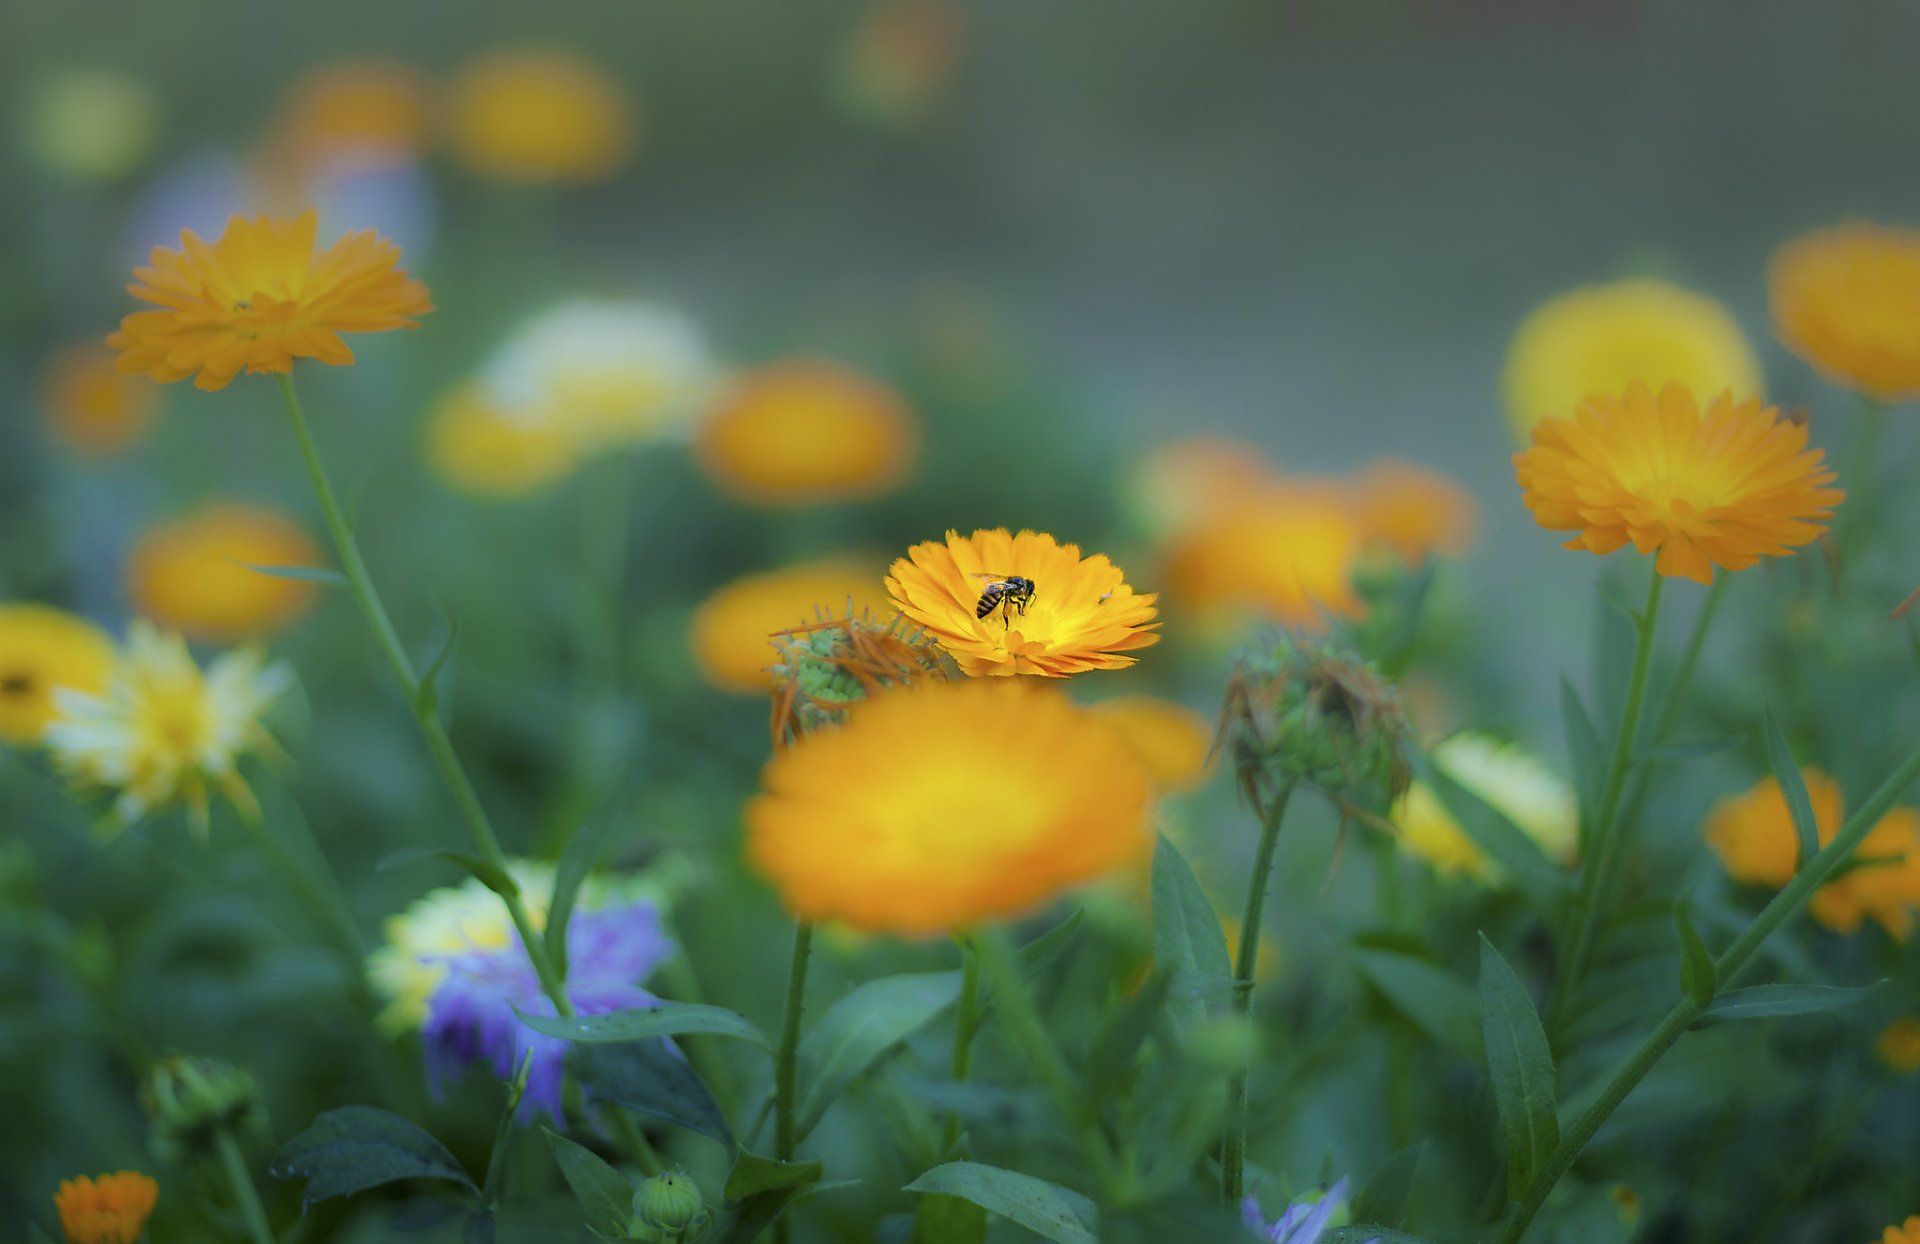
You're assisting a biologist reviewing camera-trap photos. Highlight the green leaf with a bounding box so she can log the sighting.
[481,1054,532,1200]
[1559,676,1606,833]
[1647,737,1740,764]
[463,1210,494,1244]
[1351,948,1481,1059]
[904,1162,1098,1244]
[1477,935,1559,1200]
[546,815,618,979]
[376,848,519,898]
[543,1129,634,1236]
[710,1156,836,1244]
[1696,982,1882,1025]
[1760,704,1821,870]
[1352,1142,1423,1228]
[725,1149,824,1199]
[912,1191,989,1244]
[517,1002,773,1051]
[572,1040,734,1147]
[242,561,348,587]
[796,970,963,1138]
[415,609,463,719]
[1019,907,1086,978]
[1673,901,1716,1007]
[1150,834,1235,1025]
[270,1105,477,1210]
[1325,1229,1438,1244]
[1413,749,1571,904]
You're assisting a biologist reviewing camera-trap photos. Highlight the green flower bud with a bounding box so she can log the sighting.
[143,1055,268,1162]
[769,611,956,741]
[1220,634,1410,812]
[630,1168,708,1239]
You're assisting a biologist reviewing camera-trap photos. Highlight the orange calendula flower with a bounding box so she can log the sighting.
[41,343,160,456]
[1514,381,1842,585]
[446,50,637,184]
[1162,486,1365,631]
[1878,1017,1920,1075]
[1771,223,1920,402]
[697,360,918,506]
[109,210,433,392]
[886,528,1158,677]
[1351,460,1479,566]
[1877,1216,1920,1244]
[1090,696,1213,792]
[128,504,323,642]
[746,679,1152,934]
[54,1170,158,1244]
[1127,435,1282,536]
[690,559,890,693]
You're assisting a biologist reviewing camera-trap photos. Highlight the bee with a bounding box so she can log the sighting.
[971,573,1036,627]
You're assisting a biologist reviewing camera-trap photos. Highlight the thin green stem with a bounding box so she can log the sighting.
[214,1128,277,1244]
[1496,732,1920,1243]
[1650,573,1727,744]
[940,936,983,1154]
[1223,783,1294,1205]
[1549,565,1665,1031]
[773,920,814,1244]
[1838,398,1887,554]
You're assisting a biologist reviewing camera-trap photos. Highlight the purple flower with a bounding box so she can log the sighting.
[1242,1178,1361,1244]
[421,899,672,1122]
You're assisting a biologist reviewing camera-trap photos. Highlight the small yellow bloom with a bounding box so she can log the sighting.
[1771,223,1920,402]
[425,385,580,498]
[110,210,433,392]
[1877,1017,1920,1075]
[128,504,323,642]
[886,528,1159,677]
[1162,485,1365,631]
[54,1170,158,1244]
[1876,1216,1920,1244]
[40,342,161,456]
[268,59,434,172]
[1350,460,1479,566]
[746,679,1153,935]
[1389,733,1577,881]
[0,605,115,747]
[1502,278,1763,441]
[446,50,637,184]
[690,559,890,693]
[45,622,290,830]
[697,360,918,506]
[1089,696,1213,792]
[25,70,161,181]
[1514,381,1842,585]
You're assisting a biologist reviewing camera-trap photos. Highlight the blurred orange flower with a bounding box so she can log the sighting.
[54,1170,157,1244]
[1771,223,1920,402]
[1878,1017,1920,1075]
[691,559,889,693]
[109,210,432,391]
[1162,486,1365,630]
[41,343,159,456]
[1128,435,1282,536]
[1515,382,1842,585]
[128,504,323,642]
[1351,460,1478,566]
[446,51,636,184]
[696,360,918,506]
[1089,695,1213,791]
[426,385,580,498]
[269,60,433,171]
[0,604,115,747]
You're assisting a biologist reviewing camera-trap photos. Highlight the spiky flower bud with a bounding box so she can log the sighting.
[143,1055,267,1162]
[768,610,956,743]
[630,1168,708,1240]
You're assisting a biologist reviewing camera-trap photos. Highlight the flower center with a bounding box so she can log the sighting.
[0,671,30,698]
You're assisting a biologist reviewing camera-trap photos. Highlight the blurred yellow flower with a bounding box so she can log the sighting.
[45,622,290,830]
[1878,1017,1920,1075]
[1351,460,1479,566]
[886,527,1159,677]
[0,605,115,747]
[40,343,160,457]
[1877,1216,1920,1244]
[25,69,160,181]
[446,50,636,183]
[1502,278,1762,441]
[54,1170,158,1244]
[696,360,918,506]
[269,59,434,171]
[110,210,433,391]
[690,559,890,693]
[1389,733,1577,881]
[1514,382,1842,585]
[746,679,1152,934]
[833,0,968,128]
[1128,435,1282,536]
[129,504,323,642]
[1162,486,1364,630]
[1703,768,1920,940]
[1090,696,1213,792]
[426,385,580,498]
[1770,222,1920,402]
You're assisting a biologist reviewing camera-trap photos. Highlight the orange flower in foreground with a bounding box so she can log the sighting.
[1162,486,1364,630]
[697,360,918,506]
[446,50,636,184]
[54,1170,157,1244]
[1771,222,1920,402]
[109,210,432,391]
[746,679,1152,934]
[690,559,890,693]
[1352,460,1478,565]
[129,504,323,641]
[886,528,1158,677]
[1090,695,1213,791]
[41,343,160,455]
[1515,382,1842,585]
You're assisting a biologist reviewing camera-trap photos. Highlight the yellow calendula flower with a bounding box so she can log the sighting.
[1350,460,1479,566]
[45,622,290,830]
[426,385,580,498]
[1089,696,1214,792]
[0,605,115,747]
[1514,381,1843,585]
[1389,733,1578,881]
[269,59,433,172]
[690,559,890,693]
[1502,278,1763,441]
[886,527,1159,677]
[1877,1017,1920,1075]
[446,50,637,184]
[1771,223,1920,402]
[1162,486,1365,631]
[696,360,918,506]
[109,209,433,392]
[1876,1216,1920,1244]
[746,679,1152,934]
[53,1170,158,1244]
[41,343,160,456]
[128,504,323,642]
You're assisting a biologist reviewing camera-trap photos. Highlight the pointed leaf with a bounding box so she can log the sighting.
[243,562,348,587]
[1760,705,1820,870]
[544,1129,634,1236]
[796,971,962,1138]
[1695,982,1881,1025]
[1019,907,1085,978]
[1673,901,1716,1007]
[904,1162,1098,1244]
[1150,834,1234,1025]
[270,1106,477,1210]
[547,815,618,979]
[376,848,518,898]
[1352,1142,1423,1228]
[415,610,463,719]
[572,1040,734,1147]
[725,1150,824,1199]
[1477,935,1559,1200]
[517,1002,772,1051]
[1351,948,1481,1059]
[912,1191,989,1244]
